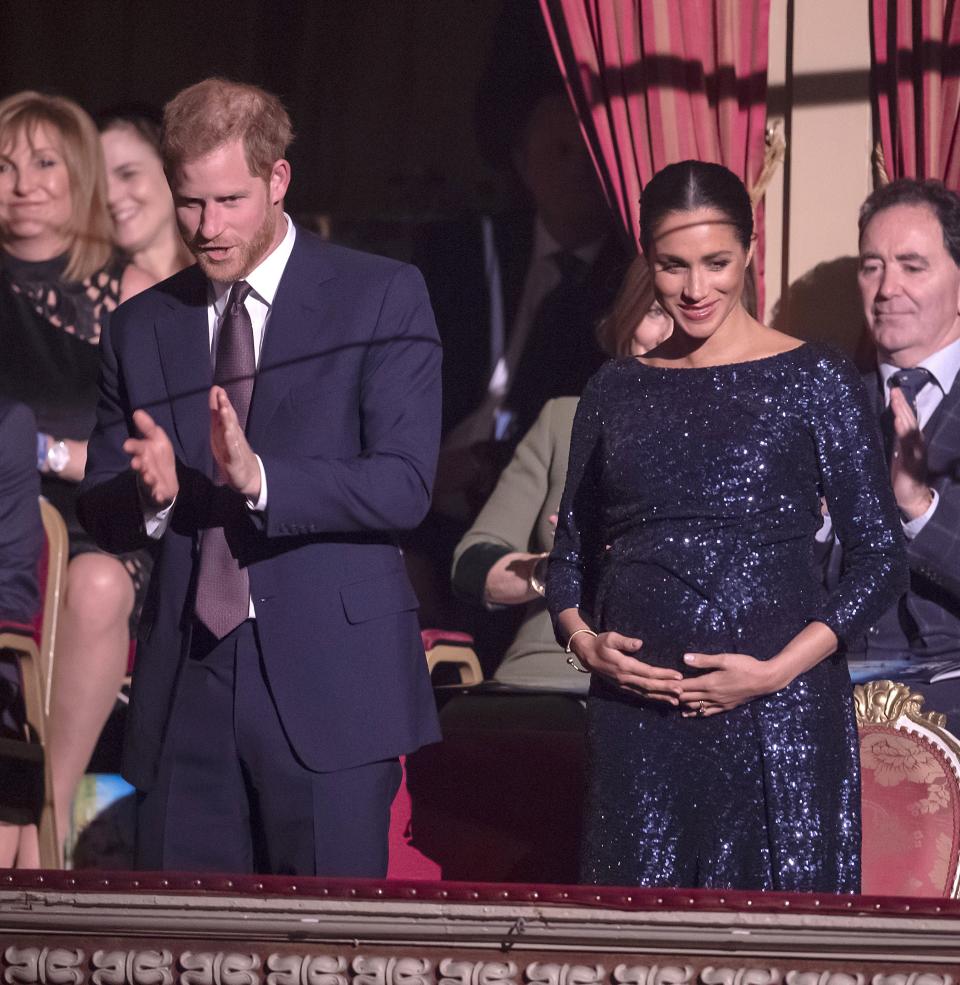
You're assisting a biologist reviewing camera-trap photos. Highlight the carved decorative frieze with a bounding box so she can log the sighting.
[91,951,173,985]
[179,954,260,985]
[700,970,780,985]
[785,975,864,985]
[266,955,348,985]
[612,968,694,985]
[526,965,606,985]
[3,948,86,985]
[351,959,432,985]
[437,961,518,985]
[871,977,954,985]
[0,951,955,985]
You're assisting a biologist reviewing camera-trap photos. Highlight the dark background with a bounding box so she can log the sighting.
[0,0,556,256]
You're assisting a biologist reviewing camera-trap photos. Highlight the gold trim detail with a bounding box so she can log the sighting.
[853,679,947,729]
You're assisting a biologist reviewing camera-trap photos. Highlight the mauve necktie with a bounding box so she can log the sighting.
[194,280,256,639]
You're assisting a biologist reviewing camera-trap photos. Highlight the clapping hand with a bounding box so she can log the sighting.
[889,386,933,519]
[209,386,260,499]
[124,409,178,508]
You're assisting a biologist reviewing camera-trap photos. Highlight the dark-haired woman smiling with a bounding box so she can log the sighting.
[99,107,190,283]
[547,160,907,892]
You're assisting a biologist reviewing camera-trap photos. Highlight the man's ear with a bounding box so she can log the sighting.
[269,159,291,205]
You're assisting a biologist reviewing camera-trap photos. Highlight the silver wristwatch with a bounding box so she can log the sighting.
[46,439,70,474]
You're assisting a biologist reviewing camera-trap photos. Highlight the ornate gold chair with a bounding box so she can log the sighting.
[855,679,960,897]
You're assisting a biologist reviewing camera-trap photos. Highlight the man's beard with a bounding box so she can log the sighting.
[189,207,278,282]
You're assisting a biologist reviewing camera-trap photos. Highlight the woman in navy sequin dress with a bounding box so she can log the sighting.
[547,162,908,892]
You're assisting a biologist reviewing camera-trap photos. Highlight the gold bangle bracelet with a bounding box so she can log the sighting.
[565,626,598,656]
[528,552,550,597]
[566,654,591,674]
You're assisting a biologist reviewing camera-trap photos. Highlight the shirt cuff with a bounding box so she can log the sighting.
[246,455,267,512]
[902,489,939,540]
[143,498,175,540]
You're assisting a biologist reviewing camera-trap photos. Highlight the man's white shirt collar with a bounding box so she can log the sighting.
[879,335,960,400]
[209,212,297,313]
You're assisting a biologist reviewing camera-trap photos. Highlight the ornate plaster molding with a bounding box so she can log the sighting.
[1,951,956,985]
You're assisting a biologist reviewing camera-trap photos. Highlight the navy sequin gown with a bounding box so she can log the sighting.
[546,343,908,892]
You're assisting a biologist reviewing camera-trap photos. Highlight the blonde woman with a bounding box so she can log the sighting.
[0,91,151,864]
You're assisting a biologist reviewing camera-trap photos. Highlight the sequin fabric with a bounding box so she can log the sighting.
[546,343,908,892]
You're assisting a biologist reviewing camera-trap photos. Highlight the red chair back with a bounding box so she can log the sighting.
[857,680,960,898]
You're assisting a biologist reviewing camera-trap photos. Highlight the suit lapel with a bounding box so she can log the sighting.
[246,232,337,445]
[924,374,960,478]
[155,266,213,472]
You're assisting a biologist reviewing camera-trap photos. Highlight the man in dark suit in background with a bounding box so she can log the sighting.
[832,179,960,715]
[417,87,626,452]
[78,79,442,875]
[0,398,43,866]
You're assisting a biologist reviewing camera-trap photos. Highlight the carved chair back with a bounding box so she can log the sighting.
[855,679,960,897]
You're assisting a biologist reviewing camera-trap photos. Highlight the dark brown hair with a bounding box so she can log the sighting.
[639,160,753,256]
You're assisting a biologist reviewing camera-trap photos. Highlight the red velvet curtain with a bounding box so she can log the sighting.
[539,0,771,303]
[870,0,960,185]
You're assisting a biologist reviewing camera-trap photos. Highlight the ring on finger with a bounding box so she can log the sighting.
[697,700,705,717]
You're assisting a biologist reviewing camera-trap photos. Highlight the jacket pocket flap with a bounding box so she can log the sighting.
[340,570,420,624]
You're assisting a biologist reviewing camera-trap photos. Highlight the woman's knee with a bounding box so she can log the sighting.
[64,554,135,624]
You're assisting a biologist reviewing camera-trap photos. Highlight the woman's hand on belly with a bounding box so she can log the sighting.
[676,652,781,717]
[677,621,840,717]
[573,631,684,706]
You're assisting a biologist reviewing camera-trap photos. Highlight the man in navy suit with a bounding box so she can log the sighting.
[820,179,960,726]
[77,79,441,875]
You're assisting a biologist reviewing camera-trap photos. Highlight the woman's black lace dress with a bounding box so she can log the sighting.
[547,344,907,892]
[0,251,151,613]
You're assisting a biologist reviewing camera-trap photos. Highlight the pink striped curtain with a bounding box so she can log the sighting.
[870,0,960,185]
[539,0,771,301]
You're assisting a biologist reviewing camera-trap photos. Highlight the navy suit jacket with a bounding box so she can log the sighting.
[78,228,443,790]
[859,368,960,655]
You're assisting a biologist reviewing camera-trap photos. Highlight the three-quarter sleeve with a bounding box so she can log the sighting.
[808,350,908,641]
[546,367,607,629]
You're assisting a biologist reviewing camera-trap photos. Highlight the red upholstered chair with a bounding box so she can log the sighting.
[385,629,585,883]
[0,497,68,868]
[386,630,485,879]
[856,679,960,898]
